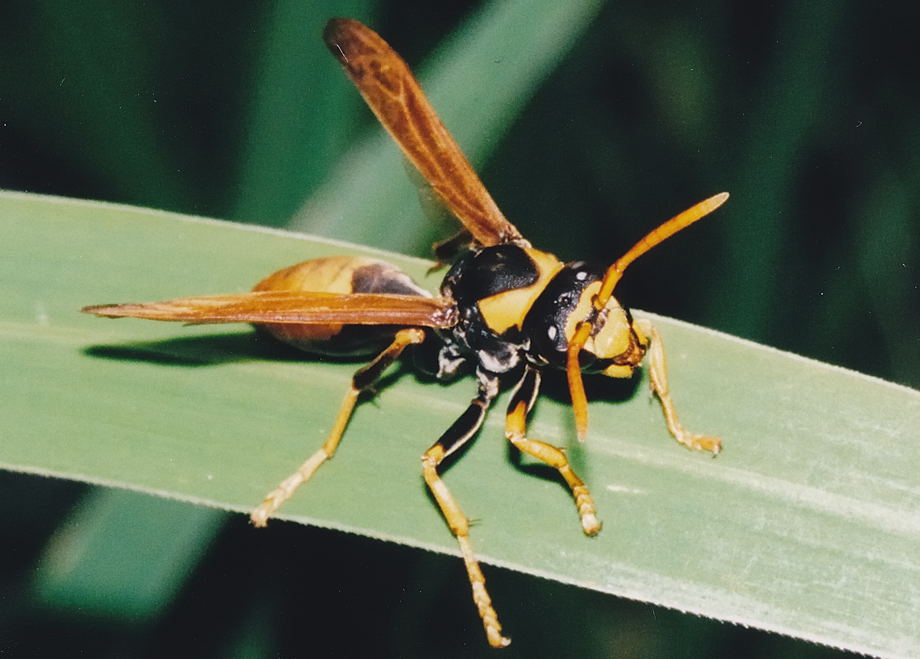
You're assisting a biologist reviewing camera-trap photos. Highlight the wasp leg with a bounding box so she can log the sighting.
[430,227,473,270]
[635,319,721,454]
[505,366,601,535]
[251,327,426,527]
[421,377,509,648]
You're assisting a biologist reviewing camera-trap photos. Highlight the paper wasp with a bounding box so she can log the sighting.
[83,18,728,648]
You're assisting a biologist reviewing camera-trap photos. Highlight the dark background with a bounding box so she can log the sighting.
[1,0,914,656]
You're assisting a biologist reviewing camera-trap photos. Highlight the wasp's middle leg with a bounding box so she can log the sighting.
[421,374,509,648]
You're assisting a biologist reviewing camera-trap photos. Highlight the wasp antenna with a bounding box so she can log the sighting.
[594,192,729,310]
[567,321,594,440]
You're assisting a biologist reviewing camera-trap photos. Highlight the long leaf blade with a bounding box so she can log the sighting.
[1,191,917,657]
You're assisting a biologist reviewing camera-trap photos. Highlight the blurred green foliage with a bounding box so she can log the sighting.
[1,0,914,656]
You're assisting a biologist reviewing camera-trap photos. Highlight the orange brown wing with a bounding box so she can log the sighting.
[82,291,458,328]
[323,18,526,248]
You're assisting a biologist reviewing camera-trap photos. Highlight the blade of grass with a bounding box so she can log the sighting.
[708,0,847,341]
[33,488,225,620]
[854,167,920,386]
[230,0,374,227]
[9,3,192,209]
[1,191,918,657]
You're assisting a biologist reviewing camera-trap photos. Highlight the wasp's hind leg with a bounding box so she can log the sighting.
[251,327,426,526]
[634,319,721,454]
[421,375,509,648]
[505,366,601,535]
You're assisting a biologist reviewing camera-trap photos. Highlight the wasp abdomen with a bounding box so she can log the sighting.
[254,256,430,355]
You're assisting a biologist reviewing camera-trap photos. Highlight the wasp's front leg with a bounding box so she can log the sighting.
[634,319,721,454]
[505,366,601,535]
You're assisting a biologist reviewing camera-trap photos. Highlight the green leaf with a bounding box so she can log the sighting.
[230,0,375,227]
[33,487,224,619]
[4,3,193,209]
[1,191,917,656]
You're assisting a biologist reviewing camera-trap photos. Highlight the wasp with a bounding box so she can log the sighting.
[83,18,728,648]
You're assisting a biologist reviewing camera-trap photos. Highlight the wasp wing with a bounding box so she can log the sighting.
[82,291,457,328]
[323,18,526,248]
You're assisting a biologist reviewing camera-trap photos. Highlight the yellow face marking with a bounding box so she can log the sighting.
[590,305,632,360]
[563,284,635,362]
[476,248,564,334]
[601,363,634,378]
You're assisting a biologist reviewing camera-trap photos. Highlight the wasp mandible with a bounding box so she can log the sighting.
[84,18,728,648]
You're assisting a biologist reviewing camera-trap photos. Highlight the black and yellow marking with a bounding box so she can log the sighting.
[476,248,564,335]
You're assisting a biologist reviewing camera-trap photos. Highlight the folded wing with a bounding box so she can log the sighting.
[83,291,458,328]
